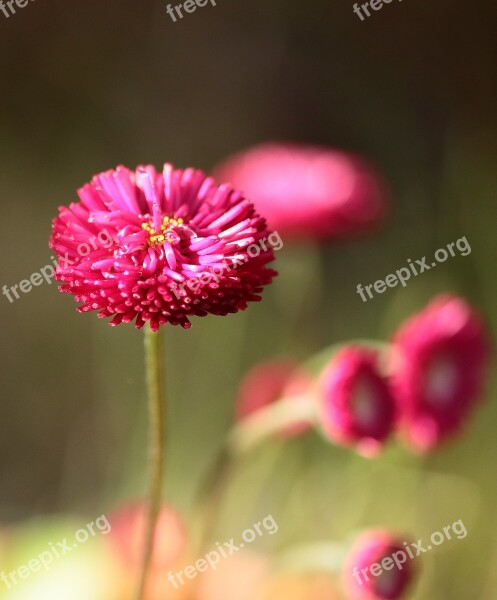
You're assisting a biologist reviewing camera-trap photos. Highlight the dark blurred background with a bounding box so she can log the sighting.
[1,1,496,598]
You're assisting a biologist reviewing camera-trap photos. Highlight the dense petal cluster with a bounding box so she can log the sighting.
[390,294,490,451]
[214,143,387,241]
[235,359,313,438]
[318,346,396,457]
[50,164,277,330]
[344,531,416,600]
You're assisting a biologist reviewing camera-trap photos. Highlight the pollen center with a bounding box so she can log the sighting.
[142,216,185,246]
[353,378,379,429]
[425,355,458,408]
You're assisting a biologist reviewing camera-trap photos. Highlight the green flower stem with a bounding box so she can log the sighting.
[227,394,316,455]
[194,444,233,554]
[137,327,167,600]
[227,341,388,456]
[276,541,347,573]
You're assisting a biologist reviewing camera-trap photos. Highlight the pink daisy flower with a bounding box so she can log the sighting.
[344,530,416,600]
[318,346,396,457]
[214,142,388,241]
[390,294,491,452]
[235,360,314,438]
[49,164,277,330]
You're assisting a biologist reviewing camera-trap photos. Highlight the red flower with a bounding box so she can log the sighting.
[318,346,395,457]
[50,164,277,330]
[235,360,313,438]
[344,530,416,600]
[214,143,387,241]
[390,294,491,452]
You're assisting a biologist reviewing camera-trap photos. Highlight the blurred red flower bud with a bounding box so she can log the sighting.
[214,143,388,242]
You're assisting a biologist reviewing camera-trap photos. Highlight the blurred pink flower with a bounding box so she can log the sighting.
[105,502,189,600]
[214,143,388,241]
[106,501,187,571]
[235,359,314,437]
[318,346,395,457]
[50,163,277,330]
[390,294,491,452]
[343,530,415,600]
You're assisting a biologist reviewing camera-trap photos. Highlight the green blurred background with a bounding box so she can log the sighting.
[0,0,496,598]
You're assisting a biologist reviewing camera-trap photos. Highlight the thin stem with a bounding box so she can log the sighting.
[136,327,166,600]
[227,394,316,455]
[194,443,233,555]
[193,397,314,552]
[276,541,347,573]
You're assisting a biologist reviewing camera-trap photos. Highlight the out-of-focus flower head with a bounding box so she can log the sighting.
[318,346,396,458]
[105,502,188,600]
[214,143,388,242]
[343,530,416,600]
[390,294,491,452]
[106,501,186,569]
[50,164,277,331]
[235,359,314,437]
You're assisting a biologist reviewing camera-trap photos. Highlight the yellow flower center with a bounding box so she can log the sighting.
[142,216,185,246]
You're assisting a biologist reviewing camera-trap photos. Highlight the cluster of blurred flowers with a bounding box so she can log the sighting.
[48,141,387,330]
[0,502,416,600]
[33,142,491,600]
[221,144,489,460]
[236,294,490,456]
[221,142,491,600]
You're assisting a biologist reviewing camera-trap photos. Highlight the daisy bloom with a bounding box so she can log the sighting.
[318,346,396,458]
[235,359,314,438]
[390,294,491,452]
[344,530,416,600]
[49,163,277,330]
[214,142,387,241]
